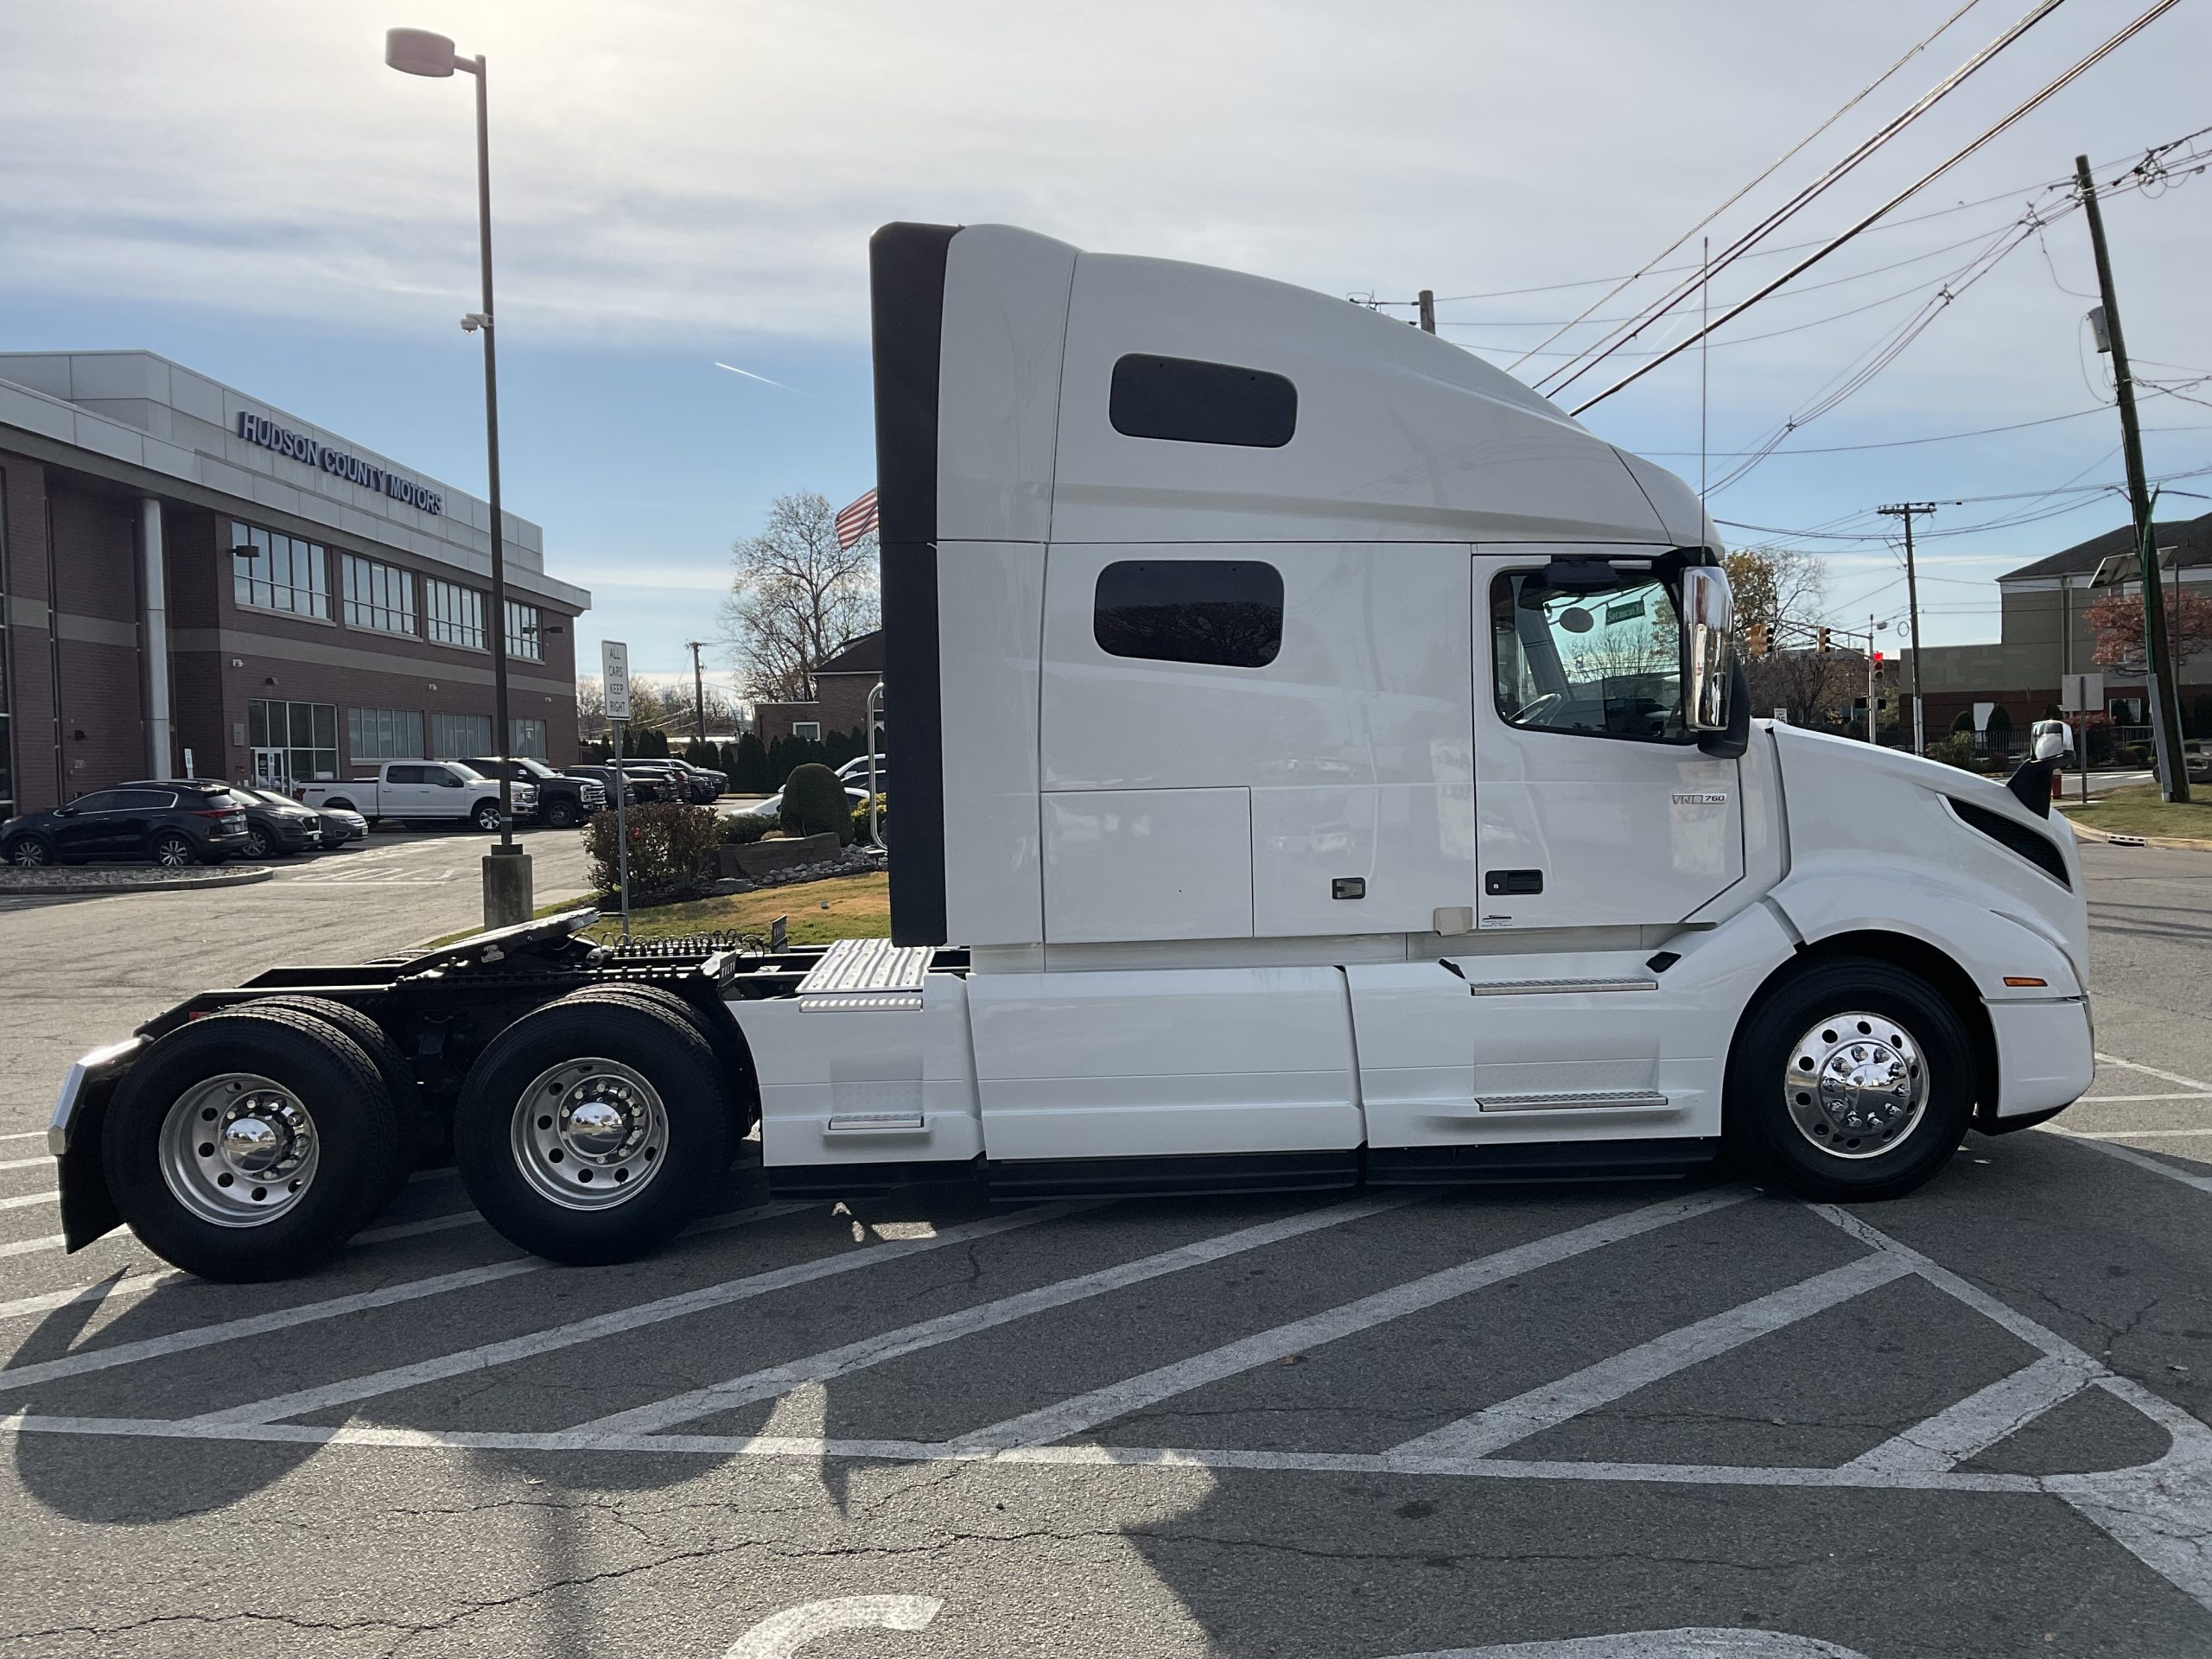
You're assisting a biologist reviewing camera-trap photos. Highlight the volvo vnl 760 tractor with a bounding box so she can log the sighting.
[48,224,2093,1281]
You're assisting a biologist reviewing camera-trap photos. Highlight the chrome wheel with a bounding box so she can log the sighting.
[1783,1011,1928,1160]
[510,1058,668,1211]
[158,1072,321,1225]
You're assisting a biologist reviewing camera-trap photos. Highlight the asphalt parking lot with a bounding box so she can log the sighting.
[0,841,2207,1657]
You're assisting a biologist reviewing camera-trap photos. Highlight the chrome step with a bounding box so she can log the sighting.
[1478,1090,1670,1113]
[1462,977,1658,996]
[796,938,931,1011]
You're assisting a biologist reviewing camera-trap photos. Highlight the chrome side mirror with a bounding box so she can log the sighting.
[1681,564,1736,733]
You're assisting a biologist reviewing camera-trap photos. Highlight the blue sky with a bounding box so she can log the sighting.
[3,1,2207,687]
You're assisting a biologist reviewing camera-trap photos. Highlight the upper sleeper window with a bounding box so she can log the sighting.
[1109,355,1297,448]
[1094,560,1284,669]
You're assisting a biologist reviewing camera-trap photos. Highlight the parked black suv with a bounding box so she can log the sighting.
[620,760,716,804]
[1,781,250,868]
[216,785,326,858]
[561,764,649,807]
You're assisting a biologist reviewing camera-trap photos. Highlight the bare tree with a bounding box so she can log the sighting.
[575,674,607,744]
[720,493,880,701]
[1723,543,1827,638]
[1748,647,1866,729]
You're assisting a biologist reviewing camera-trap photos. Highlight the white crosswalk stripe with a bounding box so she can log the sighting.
[568,1192,1426,1442]
[947,1189,1749,1452]
[191,1204,1084,1427]
[1390,1251,1910,1459]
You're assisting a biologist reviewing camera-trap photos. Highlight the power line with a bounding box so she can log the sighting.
[1567,0,2186,416]
[1498,0,1991,374]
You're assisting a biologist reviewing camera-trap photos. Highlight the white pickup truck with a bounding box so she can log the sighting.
[299,761,535,831]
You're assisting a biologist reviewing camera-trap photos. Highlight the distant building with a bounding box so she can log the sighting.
[753,629,882,746]
[0,350,589,817]
[1900,511,2212,739]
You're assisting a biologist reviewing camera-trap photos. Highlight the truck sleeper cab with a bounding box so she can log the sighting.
[48,223,2094,1281]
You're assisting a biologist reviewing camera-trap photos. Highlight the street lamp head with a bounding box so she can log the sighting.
[385,27,458,77]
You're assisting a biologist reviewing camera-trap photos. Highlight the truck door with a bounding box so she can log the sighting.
[1473,550,1743,931]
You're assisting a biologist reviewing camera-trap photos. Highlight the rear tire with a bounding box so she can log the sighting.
[454,993,738,1265]
[101,1007,403,1281]
[245,996,429,1206]
[149,832,196,870]
[1725,957,1974,1203]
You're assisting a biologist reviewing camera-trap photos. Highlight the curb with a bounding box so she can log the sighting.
[0,866,276,896]
[2061,816,2212,853]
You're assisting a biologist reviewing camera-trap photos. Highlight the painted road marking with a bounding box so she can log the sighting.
[569,1192,1427,1441]
[1391,1251,1909,1459]
[949,1190,1749,1453]
[2095,1053,2212,1091]
[2066,1137,2212,1195]
[193,1204,1084,1427]
[1843,1353,2095,1477]
[723,1597,941,1658]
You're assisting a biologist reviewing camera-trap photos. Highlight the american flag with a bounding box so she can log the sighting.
[834,487,879,551]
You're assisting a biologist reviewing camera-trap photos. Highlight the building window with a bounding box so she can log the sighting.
[509,717,547,759]
[791,721,823,741]
[431,711,493,758]
[1093,559,1284,668]
[341,553,416,635]
[348,707,424,760]
[230,520,330,619]
[424,578,486,648]
[1109,355,1297,448]
[247,699,340,782]
[505,600,543,661]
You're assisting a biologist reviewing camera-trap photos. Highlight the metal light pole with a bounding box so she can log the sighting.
[385,26,534,925]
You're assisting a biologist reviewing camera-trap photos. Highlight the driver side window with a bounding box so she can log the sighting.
[1491,567,1687,741]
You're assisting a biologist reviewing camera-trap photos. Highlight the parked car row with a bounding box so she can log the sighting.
[557,758,728,806]
[0,779,352,869]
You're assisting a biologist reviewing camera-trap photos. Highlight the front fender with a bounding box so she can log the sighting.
[1768,861,2083,1002]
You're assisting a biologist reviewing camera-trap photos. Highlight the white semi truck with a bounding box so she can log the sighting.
[48,224,2092,1281]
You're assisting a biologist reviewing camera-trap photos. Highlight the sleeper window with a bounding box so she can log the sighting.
[1094,560,1284,669]
[1109,355,1297,448]
[1491,567,1686,741]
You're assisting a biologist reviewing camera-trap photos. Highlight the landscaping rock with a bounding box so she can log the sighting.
[720,832,843,880]
[0,865,274,895]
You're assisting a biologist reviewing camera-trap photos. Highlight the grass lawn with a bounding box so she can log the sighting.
[2060,783,2212,841]
[582,871,891,945]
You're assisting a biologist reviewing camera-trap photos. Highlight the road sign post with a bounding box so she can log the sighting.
[602,641,633,940]
[2062,671,2104,806]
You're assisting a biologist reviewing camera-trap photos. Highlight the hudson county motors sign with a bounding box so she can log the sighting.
[235,410,446,516]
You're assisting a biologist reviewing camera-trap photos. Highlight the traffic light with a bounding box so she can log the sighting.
[1815,626,1832,653]
[1745,621,1770,658]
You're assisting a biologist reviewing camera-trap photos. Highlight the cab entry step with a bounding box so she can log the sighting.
[795,938,932,1011]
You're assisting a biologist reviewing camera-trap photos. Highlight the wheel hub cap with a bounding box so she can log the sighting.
[512,1058,667,1211]
[1783,1013,1928,1160]
[159,1074,319,1226]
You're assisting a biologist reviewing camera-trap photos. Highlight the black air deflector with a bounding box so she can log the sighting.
[870,222,957,947]
[1947,798,2069,887]
[1109,354,1297,448]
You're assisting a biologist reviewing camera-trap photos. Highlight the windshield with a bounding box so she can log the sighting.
[1491,565,1687,741]
[446,763,488,780]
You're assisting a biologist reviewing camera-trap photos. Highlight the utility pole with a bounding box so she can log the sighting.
[684,639,708,743]
[1417,289,1436,334]
[1867,614,1878,746]
[2077,152,2189,801]
[1878,503,1938,754]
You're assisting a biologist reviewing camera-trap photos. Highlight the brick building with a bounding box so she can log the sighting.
[753,628,883,746]
[1901,511,2212,742]
[0,351,588,819]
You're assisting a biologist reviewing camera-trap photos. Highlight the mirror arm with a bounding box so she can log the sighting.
[1697,660,1751,760]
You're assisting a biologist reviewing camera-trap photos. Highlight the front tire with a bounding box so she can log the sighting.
[241,827,271,860]
[472,800,503,833]
[454,993,738,1265]
[544,798,579,830]
[101,1007,403,1281]
[7,835,53,868]
[1725,957,1974,1203]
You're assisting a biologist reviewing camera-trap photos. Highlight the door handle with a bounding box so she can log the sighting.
[1484,868,1544,895]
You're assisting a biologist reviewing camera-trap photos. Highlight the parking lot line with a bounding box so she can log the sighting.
[191,1203,1088,1427]
[2063,1136,2212,1195]
[2095,1053,2212,1091]
[0,1268,177,1324]
[0,1156,51,1173]
[0,1191,54,1213]
[2049,1127,2212,1140]
[0,1132,45,1147]
[0,1230,70,1261]
[0,1258,543,1391]
[1844,1353,2096,1477]
[1390,1251,1910,1459]
[2077,1092,2212,1103]
[569,1192,1427,1442]
[948,1188,1750,1453]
